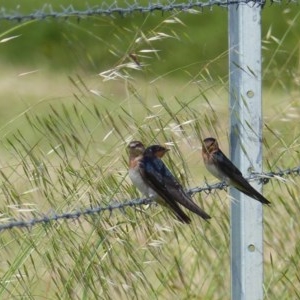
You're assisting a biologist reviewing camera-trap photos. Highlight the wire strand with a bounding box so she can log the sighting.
[0,165,299,231]
[0,0,271,22]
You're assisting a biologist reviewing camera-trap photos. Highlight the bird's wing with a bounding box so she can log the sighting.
[139,157,190,223]
[141,157,211,220]
[212,150,243,178]
[213,151,270,205]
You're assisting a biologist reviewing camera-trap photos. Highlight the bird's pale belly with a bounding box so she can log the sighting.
[129,169,157,198]
[206,163,232,184]
[206,163,223,181]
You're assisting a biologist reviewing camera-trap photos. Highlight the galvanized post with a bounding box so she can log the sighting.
[229,2,264,300]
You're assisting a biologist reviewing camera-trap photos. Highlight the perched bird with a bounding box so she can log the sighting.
[128,141,153,198]
[202,137,271,205]
[128,141,179,218]
[135,144,211,223]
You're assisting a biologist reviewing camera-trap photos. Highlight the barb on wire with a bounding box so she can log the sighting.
[0,0,269,22]
[0,165,299,232]
[253,165,300,184]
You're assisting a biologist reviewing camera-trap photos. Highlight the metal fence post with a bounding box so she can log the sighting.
[229,2,264,300]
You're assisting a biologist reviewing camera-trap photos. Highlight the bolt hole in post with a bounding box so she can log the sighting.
[246,90,254,98]
[248,244,256,252]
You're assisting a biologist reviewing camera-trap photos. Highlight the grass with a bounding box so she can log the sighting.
[0,5,300,300]
[0,68,299,300]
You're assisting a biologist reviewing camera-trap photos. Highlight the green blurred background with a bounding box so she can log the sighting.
[0,1,299,136]
[1,1,299,81]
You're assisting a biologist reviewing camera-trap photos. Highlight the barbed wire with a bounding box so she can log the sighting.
[0,165,299,232]
[0,0,285,23]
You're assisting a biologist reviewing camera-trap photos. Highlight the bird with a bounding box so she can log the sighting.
[128,140,178,218]
[127,142,211,224]
[128,141,153,198]
[201,137,271,205]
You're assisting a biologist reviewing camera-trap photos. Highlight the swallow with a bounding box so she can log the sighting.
[202,137,271,205]
[134,144,211,223]
[128,140,188,220]
[128,141,153,198]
